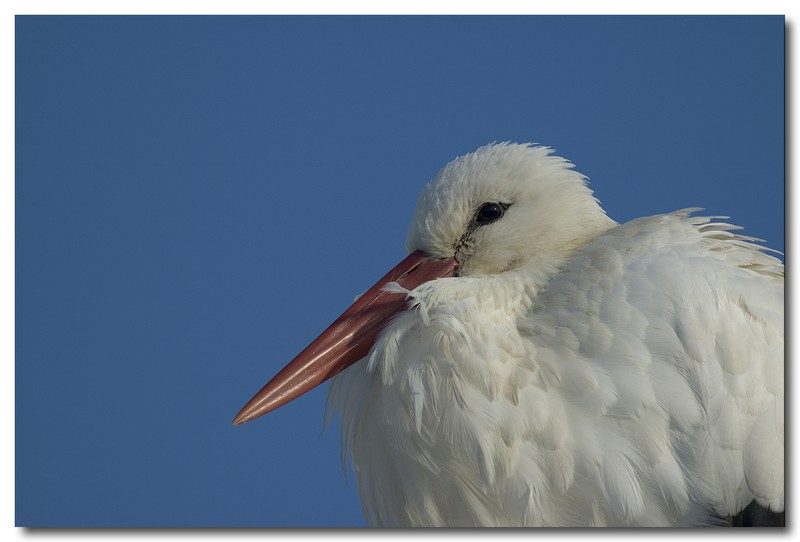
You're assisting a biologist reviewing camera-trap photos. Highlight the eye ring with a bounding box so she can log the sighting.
[474,202,509,225]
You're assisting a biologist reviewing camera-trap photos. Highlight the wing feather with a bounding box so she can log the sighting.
[526,211,784,522]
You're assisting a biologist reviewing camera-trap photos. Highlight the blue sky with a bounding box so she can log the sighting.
[15,16,783,527]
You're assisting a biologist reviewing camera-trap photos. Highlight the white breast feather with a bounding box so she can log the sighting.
[327,210,783,527]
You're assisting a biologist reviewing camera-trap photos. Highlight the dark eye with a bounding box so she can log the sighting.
[475,202,508,225]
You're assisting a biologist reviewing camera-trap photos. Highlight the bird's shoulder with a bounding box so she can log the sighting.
[528,209,783,336]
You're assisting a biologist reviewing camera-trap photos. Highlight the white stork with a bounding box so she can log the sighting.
[234,143,784,527]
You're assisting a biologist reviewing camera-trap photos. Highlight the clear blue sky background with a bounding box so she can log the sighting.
[16,16,784,527]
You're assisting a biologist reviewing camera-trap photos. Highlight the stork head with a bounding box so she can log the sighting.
[407,142,614,277]
[233,143,613,424]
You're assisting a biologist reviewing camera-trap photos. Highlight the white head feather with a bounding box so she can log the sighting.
[406,142,617,276]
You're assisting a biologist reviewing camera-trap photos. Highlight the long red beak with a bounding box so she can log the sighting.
[233,250,457,425]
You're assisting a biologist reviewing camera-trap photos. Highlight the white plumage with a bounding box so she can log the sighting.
[323,143,784,527]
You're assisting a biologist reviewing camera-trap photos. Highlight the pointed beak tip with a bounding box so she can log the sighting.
[232,411,248,426]
[234,251,458,423]
[232,401,270,427]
